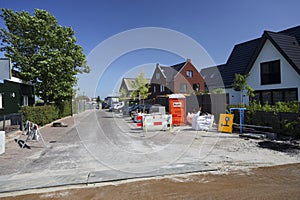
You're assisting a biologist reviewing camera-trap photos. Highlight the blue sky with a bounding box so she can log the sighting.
[1,0,300,98]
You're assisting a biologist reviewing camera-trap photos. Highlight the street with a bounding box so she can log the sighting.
[0,109,299,196]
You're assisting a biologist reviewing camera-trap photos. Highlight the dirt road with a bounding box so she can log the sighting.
[2,163,300,200]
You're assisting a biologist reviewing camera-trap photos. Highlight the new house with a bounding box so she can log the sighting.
[201,25,300,105]
[150,59,205,99]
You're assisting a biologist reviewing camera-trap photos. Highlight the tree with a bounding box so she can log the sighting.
[130,72,150,104]
[0,9,90,105]
[233,73,254,105]
[211,88,225,94]
[119,87,128,101]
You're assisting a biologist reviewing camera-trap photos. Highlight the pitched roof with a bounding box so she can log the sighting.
[122,78,150,91]
[200,64,226,88]
[245,30,300,75]
[123,78,136,91]
[159,61,186,82]
[202,25,300,88]
[224,38,261,86]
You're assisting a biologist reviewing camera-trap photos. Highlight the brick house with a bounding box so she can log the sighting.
[150,59,205,98]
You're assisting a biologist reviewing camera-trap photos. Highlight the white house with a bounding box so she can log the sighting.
[246,30,300,105]
[201,25,300,105]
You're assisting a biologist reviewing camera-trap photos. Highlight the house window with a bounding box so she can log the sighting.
[252,88,298,105]
[160,84,165,92]
[180,83,187,93]
[193,83,200,91]
[186,70,193,78]
[0,93,3,109]
[284,90,297,102]
[153,85,156,93]
[23,95,29,106]
[156,72,160,80]
[260,60,281,85]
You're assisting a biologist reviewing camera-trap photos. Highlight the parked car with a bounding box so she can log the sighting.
[130,104,152,120]
[113,101,125,113]
[102,102,109,109]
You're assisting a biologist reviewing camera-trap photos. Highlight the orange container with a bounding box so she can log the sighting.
[169,94,186,126]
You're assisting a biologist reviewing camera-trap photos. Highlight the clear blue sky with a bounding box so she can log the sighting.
[1,0,300,98]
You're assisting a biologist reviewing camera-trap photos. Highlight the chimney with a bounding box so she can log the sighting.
[187,58,191,63]
[156,63,159,68]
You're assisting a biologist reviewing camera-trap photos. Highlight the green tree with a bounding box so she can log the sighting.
[233,73,254,105]
[0,9,90,105]
[211,88,225,94]
[131,72,150,105]
[119,87,128,101]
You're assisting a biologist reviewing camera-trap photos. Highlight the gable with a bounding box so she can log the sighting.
[247,39,300,90]
[246,30,300,75]
[151,65,166,83]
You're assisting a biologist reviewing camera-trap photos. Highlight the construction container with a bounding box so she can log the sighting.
[169,94,186,126]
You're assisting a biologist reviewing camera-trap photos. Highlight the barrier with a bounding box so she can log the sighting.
[230,107,246,133]
[16,121,46,148]
[143,114,172,131]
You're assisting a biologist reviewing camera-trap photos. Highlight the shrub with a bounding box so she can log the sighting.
[20,101,71,126]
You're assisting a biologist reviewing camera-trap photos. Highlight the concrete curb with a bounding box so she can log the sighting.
[0,161,217,194]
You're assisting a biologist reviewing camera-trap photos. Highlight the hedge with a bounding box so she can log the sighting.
[229,101,300,138]
[21,101,71,126]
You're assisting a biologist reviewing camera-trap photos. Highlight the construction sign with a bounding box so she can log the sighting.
[218,114,234,133]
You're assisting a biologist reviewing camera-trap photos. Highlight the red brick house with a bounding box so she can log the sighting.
[150,59,204,98]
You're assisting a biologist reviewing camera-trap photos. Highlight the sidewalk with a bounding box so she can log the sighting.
[0,111,90,176]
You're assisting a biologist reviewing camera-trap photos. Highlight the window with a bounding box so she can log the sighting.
[261,91,272,104]
[160,84,165,92]
[260,60,281,85]
[23,95,28,106]
[186,70,193,78]
[0,93,3,109]
[156,72,160,80]
[252,88,298,105]
[180,83,187,93]
[193,83,200,91]
[153,85,156,93]
[284,90,297,102]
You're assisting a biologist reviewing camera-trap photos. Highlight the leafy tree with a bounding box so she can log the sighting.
[211,88,225,94]
[119,87,128,101]
[233,73,254,105]
[0,9,90,105]
[130,72,150,104]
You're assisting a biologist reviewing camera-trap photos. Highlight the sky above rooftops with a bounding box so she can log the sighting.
[0,0,299,98]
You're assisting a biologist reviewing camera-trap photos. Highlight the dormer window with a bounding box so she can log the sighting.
[186,70,193,78]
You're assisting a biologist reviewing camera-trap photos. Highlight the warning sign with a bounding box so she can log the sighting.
[218,114,234,133]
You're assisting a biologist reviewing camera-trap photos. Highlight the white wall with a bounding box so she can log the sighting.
[226,88,246,105]
[247,39,300,100]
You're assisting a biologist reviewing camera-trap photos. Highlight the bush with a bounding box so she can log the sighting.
[21,101,71,126]
[229,101,300,138]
